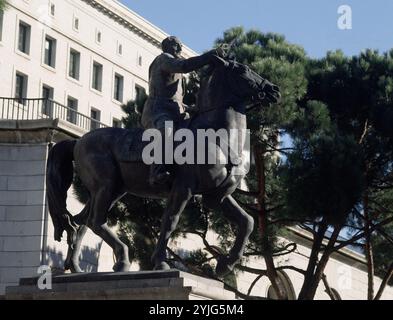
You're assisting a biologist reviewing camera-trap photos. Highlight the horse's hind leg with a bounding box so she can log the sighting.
[64,225,88,273]
[151,186,192,270]
[216,195,254,277]
[87,186,131,272]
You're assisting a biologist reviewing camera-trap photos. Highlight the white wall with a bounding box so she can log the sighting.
[0,143,47,294]
[0,141,114,295]
[170,231,393,300]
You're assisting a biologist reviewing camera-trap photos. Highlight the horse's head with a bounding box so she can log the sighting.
[211,59,281,110]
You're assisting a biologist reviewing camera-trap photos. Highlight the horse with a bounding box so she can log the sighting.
[46,58,280,277]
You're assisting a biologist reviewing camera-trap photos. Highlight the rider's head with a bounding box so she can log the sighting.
[162,36,182,58]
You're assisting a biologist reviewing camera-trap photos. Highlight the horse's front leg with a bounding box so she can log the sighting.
[216,195,254,277]
[152,186,192,270]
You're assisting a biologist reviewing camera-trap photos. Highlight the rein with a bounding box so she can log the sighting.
[195,100,263,116]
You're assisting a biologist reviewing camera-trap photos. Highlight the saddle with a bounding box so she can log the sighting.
[117,116,242,167]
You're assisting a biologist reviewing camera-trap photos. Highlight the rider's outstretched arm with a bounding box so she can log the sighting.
[160,50,218,74]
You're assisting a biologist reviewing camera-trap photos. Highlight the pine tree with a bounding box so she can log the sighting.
[290,50,393,300]
[0,0,8,11]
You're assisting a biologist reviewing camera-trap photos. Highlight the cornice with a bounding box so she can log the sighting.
[81,0,197,58]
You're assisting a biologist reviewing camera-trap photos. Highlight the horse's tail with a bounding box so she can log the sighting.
[46,140,78,244]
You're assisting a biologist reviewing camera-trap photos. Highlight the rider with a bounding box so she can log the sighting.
[141,36,225,185]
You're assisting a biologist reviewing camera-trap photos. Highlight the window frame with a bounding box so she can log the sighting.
[90,107,101,131]
[72,15,79,32]
[49,2,56,17]
[95,29,102,45]
[66,96,78,125]
[68,48,81,81]
[41,84,54,117]
[112,118,122,128]
[17,20,31,55]
[43,35,57,68]
[14,71,28,105]
[91,61,103,92]
[113,73,124,103]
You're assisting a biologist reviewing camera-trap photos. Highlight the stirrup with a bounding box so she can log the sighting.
[149,171,171,186]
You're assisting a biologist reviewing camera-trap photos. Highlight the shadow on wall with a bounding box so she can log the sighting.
[44,241,104,273]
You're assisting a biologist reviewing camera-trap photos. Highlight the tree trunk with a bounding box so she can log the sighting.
[297,221,328,300]
[254,145,286,300]
[374,261,393,300]
[301,225,341,300]
[364,193,375,300]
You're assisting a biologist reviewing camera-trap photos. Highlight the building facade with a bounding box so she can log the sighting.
[0,0,195,127]
[0,0,392,300]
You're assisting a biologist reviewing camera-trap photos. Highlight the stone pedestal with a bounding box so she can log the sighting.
[0,120,111,295]
[5,270,236,300]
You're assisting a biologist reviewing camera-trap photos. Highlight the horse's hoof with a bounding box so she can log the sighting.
[64,260,83,273]
[113,261,131,272]
[153,262,171,271]
[215,256,234,278]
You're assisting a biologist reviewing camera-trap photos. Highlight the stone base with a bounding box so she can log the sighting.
[5,270,236,300]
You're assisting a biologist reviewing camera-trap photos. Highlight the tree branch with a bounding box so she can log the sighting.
[333,216,393,251]
[374,261,393,300]
[322,274,337,300]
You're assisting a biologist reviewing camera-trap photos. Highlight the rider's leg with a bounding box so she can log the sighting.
[150,117,175,185]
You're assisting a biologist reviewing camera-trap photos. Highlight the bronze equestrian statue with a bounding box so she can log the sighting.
[142,36,225,185]
[46,37,280,277]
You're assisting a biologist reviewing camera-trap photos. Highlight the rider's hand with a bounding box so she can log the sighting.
[211,55,230,67]
[215,44,230,58]
[184,104,200,115]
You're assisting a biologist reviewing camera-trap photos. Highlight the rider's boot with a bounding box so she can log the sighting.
[149,125,172,186]
[149,163,171,185]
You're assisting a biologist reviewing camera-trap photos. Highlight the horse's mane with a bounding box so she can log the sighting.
[196,59,236,113]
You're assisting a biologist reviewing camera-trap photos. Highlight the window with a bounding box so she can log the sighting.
[18,21,31,54]
[138,55,143,66]
[90,108,101,130]
[50,3,55,16]
[117,43,123,55]
[96,30,102,44]
[69,49,80,80]
[0,10,4,42]
[112,118,122,128]
[266,271,296,300]
[15,72,28,104]
[135,85,146,102]
[114,73,124,102]
[73,16,79,31]
[44,36,57,67]
[67,96,78,124]
[42,85,54,116]
[92,61,103,92]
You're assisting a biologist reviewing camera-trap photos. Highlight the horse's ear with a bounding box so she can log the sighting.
[228,37,238,50]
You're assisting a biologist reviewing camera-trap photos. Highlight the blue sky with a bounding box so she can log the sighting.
[120,0,393,57]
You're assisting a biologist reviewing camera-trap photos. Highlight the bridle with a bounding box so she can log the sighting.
[195,63,267,115]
